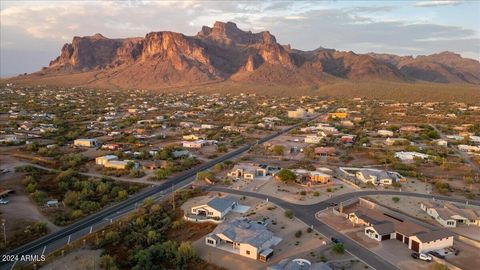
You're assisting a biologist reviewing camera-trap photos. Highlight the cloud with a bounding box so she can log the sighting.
[415,1,463,7]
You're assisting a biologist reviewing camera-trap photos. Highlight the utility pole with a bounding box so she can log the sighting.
[171,184,175,211]
[1,219,6,247]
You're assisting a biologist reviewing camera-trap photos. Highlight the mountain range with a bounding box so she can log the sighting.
[5,21,480,95]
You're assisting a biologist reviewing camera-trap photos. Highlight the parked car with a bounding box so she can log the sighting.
[428,251,445,259]
[411,252,432,262]
[1,169,11,174]
[329,202,338,207]
[0,199,9,205]
[331,237,341,244]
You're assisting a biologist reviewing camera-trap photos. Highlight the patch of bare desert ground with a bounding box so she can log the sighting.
[39,249,102,270]
[4,73,480,103]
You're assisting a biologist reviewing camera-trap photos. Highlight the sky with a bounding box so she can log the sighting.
[1,0,479,77]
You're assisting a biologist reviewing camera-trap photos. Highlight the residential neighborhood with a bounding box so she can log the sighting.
[1,76,480,270]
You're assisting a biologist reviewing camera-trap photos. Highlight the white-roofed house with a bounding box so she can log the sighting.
[355,169,401,185]
[205,218,281,261]
[227,164,267,180]
[74,138,98,147]
[191,196,238,220]
[95,155,118,165]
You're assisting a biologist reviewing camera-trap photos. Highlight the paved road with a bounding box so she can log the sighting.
[209,187,480,270]
[0,116,318,269]
[431,124,480,174]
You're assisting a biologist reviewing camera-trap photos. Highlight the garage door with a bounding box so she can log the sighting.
[396,233,403,241]
[381,234,390,241]
[411,240,420,252]
[404,236,409,244]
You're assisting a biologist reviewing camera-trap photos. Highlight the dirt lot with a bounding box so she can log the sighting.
[0,155,60,233]
[367,195,435,225]
[445,241,480,270]
[39,249,102,270]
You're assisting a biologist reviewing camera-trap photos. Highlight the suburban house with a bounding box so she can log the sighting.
[314,147,336,156]
[182,134,202,141]
[103,160,137,170]
[347,207,454,253]
[0,135,19,144]
[205,218,281,261]
[182,140,206,149]
[395,151,429,162]
[172,150,190,158]
[385,137,409,146]
[470,135,480,144]
[287,108,307,119]
[408,230,455,253]
[95,155,118,165]
[142,160,168,170]
[328,112,348,119]
[377,130,394,137]
[435,139,448,147]
[340,120,354,127]
[355,169,404,185]
[191,196,238,219]
[458,144,480,153]
[340,135,356,144]
[421,201,480,227]
[292,169,331,184]
[223,126,247,132]
[228,164,267,180]
[304,135,323,144]
[73,138,98,147]
[101,143,121,150]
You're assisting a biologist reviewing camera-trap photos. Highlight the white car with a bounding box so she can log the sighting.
[412,252,432,262]
[0,199,9,205]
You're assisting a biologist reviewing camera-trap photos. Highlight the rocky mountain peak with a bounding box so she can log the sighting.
[197,21,276,46]
[35,21,480,88]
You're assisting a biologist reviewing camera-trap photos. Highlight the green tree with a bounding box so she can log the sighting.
[31,190,47,204]
[177,241,197,265]
[117,190,128,200]
[284,209,294,219]
[272,145,285,155]
[277,169,297,182]
[212,163,224,173]
[100,255,118,270]
[196,171,214,182]
[332,243,345,254]
[147,230,157,245]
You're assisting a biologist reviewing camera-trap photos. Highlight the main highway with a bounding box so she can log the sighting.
[0,116,315,269]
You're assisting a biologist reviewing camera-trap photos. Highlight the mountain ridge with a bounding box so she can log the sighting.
[6,21,480,90]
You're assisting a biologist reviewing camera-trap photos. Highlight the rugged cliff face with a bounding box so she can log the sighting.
[40,21,480,88]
